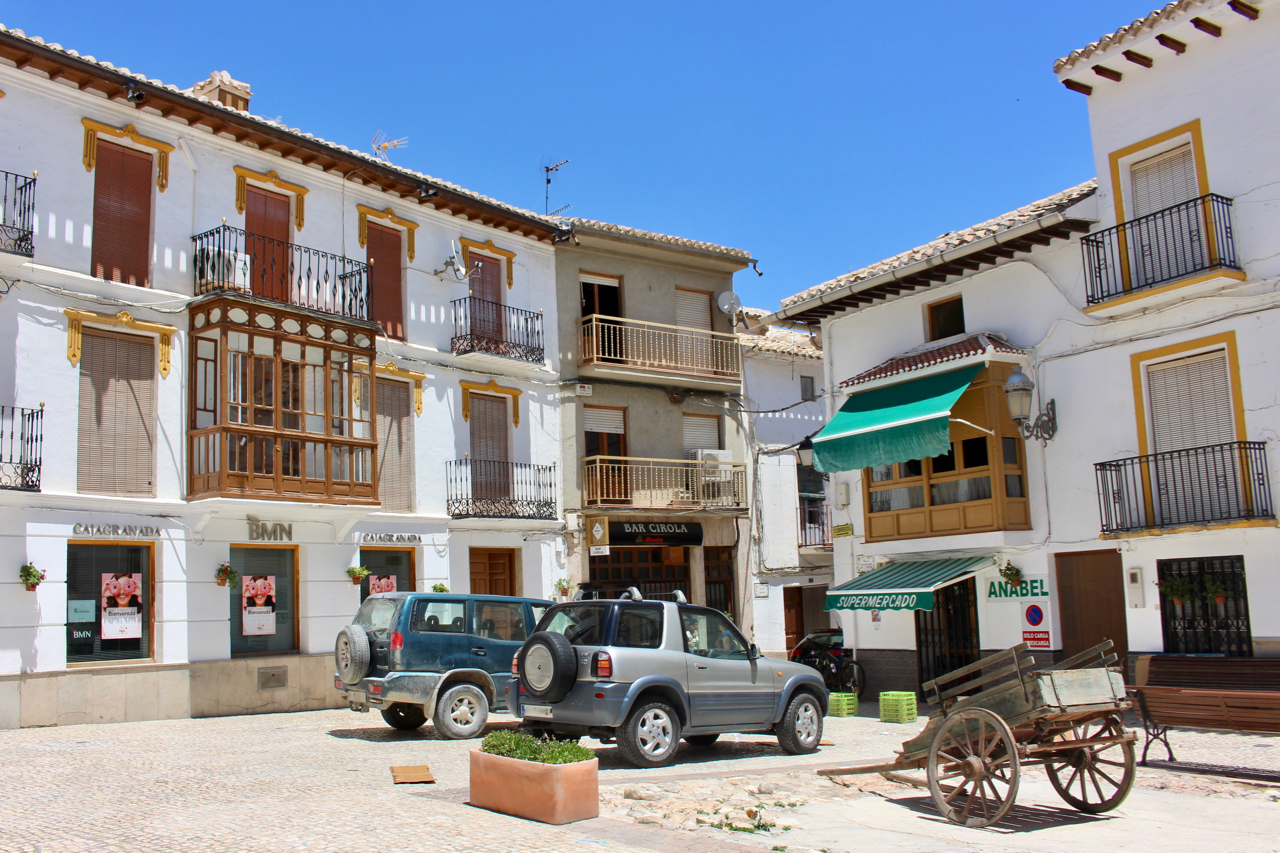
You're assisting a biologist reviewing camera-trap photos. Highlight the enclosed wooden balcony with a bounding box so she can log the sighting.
[582,455,747,510]
[578,315,741,389]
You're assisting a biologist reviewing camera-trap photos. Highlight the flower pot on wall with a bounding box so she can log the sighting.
[469,749,599,825]
[24,583,36,592]
[217,578,227,587]
[1214,594,1228,605]
[352,577,362,586]
[1172,597,1185,607]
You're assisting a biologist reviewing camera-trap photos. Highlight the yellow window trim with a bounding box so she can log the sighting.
[1129,330,1246,458]
[357,204,418,262]
[81,118,175,192]
[375,360,425,416]
[234,165,308,230]
[1108,119,1210,225]
[460,238,516,289]
[460,379,522,427]
[65,308,175,378]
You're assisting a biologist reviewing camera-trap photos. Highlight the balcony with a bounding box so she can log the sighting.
[0,170,36,258]
[578,315,741,389]
[446,459,557,520]
[451,296,544,365]
[799,503,832,548]
[1082,194,1241,313]
[1095,441,1274,535]
[192,224,370,322]
[582,455,747,510]
[0,405,42,491]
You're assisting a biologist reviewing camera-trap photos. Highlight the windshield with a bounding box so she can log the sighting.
[354,597,399,637]
[536,603,609,646]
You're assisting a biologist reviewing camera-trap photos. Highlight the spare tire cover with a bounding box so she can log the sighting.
[335,625,371,686]
[518,631,578,703]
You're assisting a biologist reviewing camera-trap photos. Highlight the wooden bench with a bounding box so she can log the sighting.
[1129,655,1280,763]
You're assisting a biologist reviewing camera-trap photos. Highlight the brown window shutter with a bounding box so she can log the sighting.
[469,395,509,462]
[376,378,413,512]
[471,255,502,305]
[91,140,153,287]
[244,186,292,304]
[367,222,404,339]
[78,329,156,495]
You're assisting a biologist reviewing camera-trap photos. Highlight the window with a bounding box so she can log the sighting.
[244,185,291,301]
[539,603,608,645]
[78,330,156,496]
[412,599,466,633]
[470,394,510,503]
[581,274,621,318]
[704,546,736,619]
[359,548,413,602]
[800,375,816,401]
[681,608,748,659]
[1147,351,1235,453]
[674,289,713,331]
[1157,556,1252,656]
[615,605,664,649]
[66,544,151,664]
[927,297,965,341]
[590,548,689,599]
[354,597,399,636]
[1130,144,1198,219]
[475,600,528,643]
[376,379,414,513]
[91,140,152,287]
[583,406,626,457]
[682,414,720,454]
[229,547,296,655]
[367,222,404,339]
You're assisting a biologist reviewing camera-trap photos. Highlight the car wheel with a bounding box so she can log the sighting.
[777,692,824,755]
[380,703,427,731]
[684,734,720,746]
[334,626,370,686]
[617,700,682,768]
[517,631,577,703]
[434,684,489,739]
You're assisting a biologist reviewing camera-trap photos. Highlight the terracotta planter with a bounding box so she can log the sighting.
[1172,597,1185,607]
[217,577,228,587]
[24,583,37,592]
[1214,594,1228,605]
[351,577,362,585]
[469,749,598,825]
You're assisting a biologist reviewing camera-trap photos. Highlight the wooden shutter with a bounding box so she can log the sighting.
[675,289,712,330]
[376,379,413,512]
[367,222,404,339]
[1148,351,1236,453]
[78,329,156,495]
[245,186,291,303]
[1131,144,1198,218]
[583,406,626,434]
[470,395,509,462]
[91,140,152,287]
[471,255,503,305]
[245,185,291,242]
[682,414,720,453]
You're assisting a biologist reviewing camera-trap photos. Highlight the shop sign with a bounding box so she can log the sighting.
[359,533,422,544]
[248,520,293,541]
[754,583,770,599]
[832,524,854,539]
[608,522,703,546]
[829,591,930,611]
[72,523,160,538]
[987,578,1050,598]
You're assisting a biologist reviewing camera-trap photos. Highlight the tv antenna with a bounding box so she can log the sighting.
[372,131,409,162]
[543,158,569,215]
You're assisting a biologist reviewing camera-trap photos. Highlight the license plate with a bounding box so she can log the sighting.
[349,690,367,706]
[521,704,552,719]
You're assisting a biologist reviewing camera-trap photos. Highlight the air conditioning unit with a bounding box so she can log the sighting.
[195,246,251,291]
[692,448,733,482]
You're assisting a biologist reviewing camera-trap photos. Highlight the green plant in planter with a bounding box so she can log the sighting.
[998,562,1023,587]
[480,729,594,765]
[347,566,370,584]
[19,563,45,590]
[1157,576,1195,605]
[215,562,240,589]
[1202,578,1229,604]
[553,578,572,595]
[432,582,449,593]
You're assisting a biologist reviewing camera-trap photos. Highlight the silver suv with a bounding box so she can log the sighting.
[505,589,828,767]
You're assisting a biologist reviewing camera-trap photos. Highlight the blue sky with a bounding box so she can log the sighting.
[5,1,1157,310]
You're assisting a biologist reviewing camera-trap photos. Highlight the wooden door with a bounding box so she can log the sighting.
[915,578,980,689]
[470,549,513,596]
[367,222,404,339]
[1056,550,1129,672]
[244,186,291,302]
[470,254,504,341]
[470,394,510,502]
[91,140,153,287]
[784,586,803,651]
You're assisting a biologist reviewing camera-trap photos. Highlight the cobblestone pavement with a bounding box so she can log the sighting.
[0,707,1277,853]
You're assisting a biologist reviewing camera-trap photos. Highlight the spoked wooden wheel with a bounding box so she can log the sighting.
[927,708,1021,828]
[1045,714,1135,813]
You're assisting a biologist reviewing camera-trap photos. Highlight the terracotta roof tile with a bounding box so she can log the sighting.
[839,333,1026,388]
[1054,1,1209,74]
[740,326,823,360]
[559,218,753,260]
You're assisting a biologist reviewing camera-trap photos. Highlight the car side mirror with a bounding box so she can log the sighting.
[750,643,761,660]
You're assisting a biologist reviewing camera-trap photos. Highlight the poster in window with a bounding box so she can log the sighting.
[369,575,397,594]
[100,573,143,639]
[242,575,278,636]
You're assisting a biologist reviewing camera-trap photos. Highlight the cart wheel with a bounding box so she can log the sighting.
[927,708,1020,828]
[1045,714,1135,813]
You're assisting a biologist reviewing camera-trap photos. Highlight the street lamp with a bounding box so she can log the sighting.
[797,436,815,467]
[1003,370,1057,442]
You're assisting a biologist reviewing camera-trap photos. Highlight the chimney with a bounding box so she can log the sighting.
[191,71,252,112]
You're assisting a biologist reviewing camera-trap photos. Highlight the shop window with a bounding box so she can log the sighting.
[1157,556,1252,656]
[230,547,296,655]
[359,548,413,602]
[927,296,965,342]
[589,547,689,599]
[475,600,528,642]
[67,543,151,664]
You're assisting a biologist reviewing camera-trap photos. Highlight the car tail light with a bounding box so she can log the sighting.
[789,647,801,661]
[512,655,519,676]
[334,678,343,690]
[369,683,383,695]
[390,632,404,651]
[594,651,612,679]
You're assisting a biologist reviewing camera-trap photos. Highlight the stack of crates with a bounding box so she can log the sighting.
[827,692,858,717]
[879,691,918,723]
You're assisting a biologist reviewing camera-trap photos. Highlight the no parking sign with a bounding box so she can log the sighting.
[1023,602,1049,648]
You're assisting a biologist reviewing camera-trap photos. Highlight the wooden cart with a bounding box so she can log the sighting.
[818,641,1136,828]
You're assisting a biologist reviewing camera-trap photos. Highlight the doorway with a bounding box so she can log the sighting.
[470,548,514,596]
[915,577,980,689]
[1056,550,1129,671]
[783,585,831,651]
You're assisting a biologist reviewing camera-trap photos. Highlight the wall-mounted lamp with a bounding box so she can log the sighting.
[797,436,814,467]
[1003,370,1057,441]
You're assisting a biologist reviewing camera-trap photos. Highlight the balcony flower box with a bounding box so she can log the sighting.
[469,731,598,825]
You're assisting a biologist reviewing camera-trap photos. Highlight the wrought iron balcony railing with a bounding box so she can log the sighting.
[0,170,36,258]
[451,296,545,364]
[192,224,370,321]
[582,455,748,509]
[1082,194,1240,305]
[579,315,741,380]
[0,405,42,491]
[799,502,833,548]
[446,459,557,520]
[1095,440,1273,534]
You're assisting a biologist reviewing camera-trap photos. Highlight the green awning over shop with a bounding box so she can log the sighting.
[824,555,995,612]
[811,365,983,473]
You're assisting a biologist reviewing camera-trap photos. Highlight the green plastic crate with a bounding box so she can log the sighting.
[879,691,918,724]
[827,692,858,717]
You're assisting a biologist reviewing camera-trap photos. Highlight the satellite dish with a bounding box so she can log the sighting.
[717,291,743,315]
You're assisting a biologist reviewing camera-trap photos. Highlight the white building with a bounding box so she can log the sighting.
[0,29,569,728]
[765,0,1280,694]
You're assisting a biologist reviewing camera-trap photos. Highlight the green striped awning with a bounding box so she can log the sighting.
[824,555,995,612]
[811,365,982,473]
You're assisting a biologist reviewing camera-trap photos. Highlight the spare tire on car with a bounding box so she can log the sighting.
[517,631,577,703]
[335,625,371,685]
